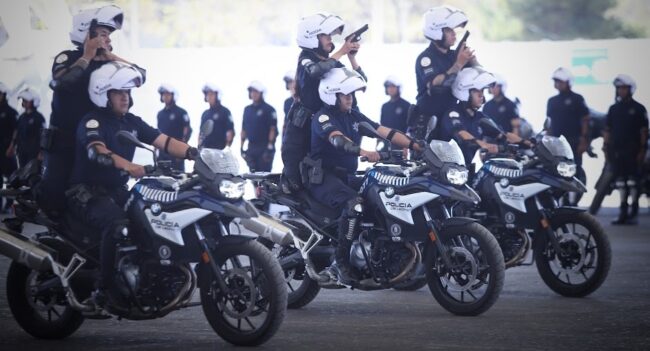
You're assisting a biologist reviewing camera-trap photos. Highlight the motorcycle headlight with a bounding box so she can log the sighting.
[446,167,468,185]
[219,179,245,199]
[556,161,576,178]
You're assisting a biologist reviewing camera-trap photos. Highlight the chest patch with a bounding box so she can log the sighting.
[395,107,403,115]
[55,53,68,64]
[498,105,506,113]
[169,113,175,121]
[449,111,460,118]
[86,119,99,129]
[629,108,636,115]
[212,113,219,120]
[256,109,263,117]
[564,98,572,106]
[420,56,432,67]
[353,122,359,132]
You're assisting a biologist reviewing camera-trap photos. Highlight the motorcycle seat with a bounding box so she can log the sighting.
[293,191,340,226]
[243,172,281,181]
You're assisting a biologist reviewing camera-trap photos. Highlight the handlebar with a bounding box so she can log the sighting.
[360,150,403,163]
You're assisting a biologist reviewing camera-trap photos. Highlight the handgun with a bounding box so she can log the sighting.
[345,24,369,55]
[455,30,470,58]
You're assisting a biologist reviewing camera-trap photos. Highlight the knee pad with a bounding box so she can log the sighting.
[345,197,364,217]
[108,220,130,240]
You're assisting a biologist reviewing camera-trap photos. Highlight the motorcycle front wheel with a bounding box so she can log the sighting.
[425,222,505,316]
[535,211,611,297]
[199,240,287,346]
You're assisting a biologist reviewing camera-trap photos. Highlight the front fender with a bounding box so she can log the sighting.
[215,234,257,246]
[550,206,586,217]
[441,217,478,229]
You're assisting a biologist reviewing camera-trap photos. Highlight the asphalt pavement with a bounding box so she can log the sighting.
[0,207,649,351]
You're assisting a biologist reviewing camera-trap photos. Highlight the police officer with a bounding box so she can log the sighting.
[281,13,365,193]
[67,62,198,306]
[199,83,234,150]
[7,88,45,168]
[282,71,296,137]
[483,74,521,134]
[440,68,522,165]
[413,6,477,141]
[546,67,590,201]
[379,76,410,151]
[38,5,146,215]
[0,82,18,212]
[603,75,648,225]
[241,81,278,172]
[309,68,422,285]
[156,84,190,171]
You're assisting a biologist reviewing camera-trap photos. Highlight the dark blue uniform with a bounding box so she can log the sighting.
[483,97,519,133]
[415,43,459,121]
[242,102,277,172]
[606,98,648,178]
[157,104,190,171]
[440,103,485,165]
[546,90,590,182]
[281,50,347,189]
[282,96,294,137]
[15,110,45,167]
[308,106,379,209]
[67,107,160,292]
[0,102,18,181]
[200,105,233,150]
[380,97,410,133]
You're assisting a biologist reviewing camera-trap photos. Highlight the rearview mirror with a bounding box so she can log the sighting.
[479,118,504,138]
[425,115,438,141]
[116,130,147,148]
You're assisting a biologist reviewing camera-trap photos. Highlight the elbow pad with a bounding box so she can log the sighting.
[329,135,360,154]
[305,59,338,79]
[87,145,114,167]
[49,66,85,91]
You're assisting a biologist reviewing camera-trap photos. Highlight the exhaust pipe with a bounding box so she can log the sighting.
[0,228,55,271]
[239,211,295,246]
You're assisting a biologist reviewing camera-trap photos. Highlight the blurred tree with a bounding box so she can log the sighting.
[507,0,643,40]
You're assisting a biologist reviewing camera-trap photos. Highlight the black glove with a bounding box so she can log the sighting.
[185,147,199,160]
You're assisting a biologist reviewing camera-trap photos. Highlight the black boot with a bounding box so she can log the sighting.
[612,202,629,225]
[333,236,358,285]
[628,201,639,225]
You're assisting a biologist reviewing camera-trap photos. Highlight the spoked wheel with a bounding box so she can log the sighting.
[260,237,321,309]
[535,211,611,297]
[425,222,505,316]
[6,262,84,339]
[199,240,287,346]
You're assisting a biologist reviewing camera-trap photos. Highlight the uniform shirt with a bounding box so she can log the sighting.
[200,105,234,149]
[415,43,459,117]
[157,104,190,141]
[606,98,648,153]
[546,90,590,143]
[0,102,18,150]
[380,97,410,133]
[70,108,160,188]
[311,105,380,174]
[15,110,45,156]
[49,49,109,138]
[242,101,277,147]
[440,103,486,164]
[483,96,519,133]
[295,50,345,113]
[283,96,294,117]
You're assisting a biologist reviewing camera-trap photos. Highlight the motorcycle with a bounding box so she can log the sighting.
[0,130,289,346]
[247,122,505,316]
[456,118,611,297]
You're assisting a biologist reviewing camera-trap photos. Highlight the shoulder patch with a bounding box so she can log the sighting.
[449,111,460,118]
[301,58,313,66]
[55,53,68,64]
[85,119,99,128]
[420,56,432,67]
[318,114,329,123]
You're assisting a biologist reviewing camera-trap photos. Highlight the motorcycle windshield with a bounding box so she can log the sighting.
[429,139,466,166]
[541,135,574,160]
[199,147,241,175]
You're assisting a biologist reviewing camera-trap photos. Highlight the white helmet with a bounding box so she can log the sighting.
[69,5,124,46]
[0,82,8,94]
[283,70,295,83]
[383,75,402,88]
[493,74,507,93]
[18,87,40,108]
[552,67,574,86]
[158,83,179,101]
[248,81,266,95]
[423,6,468,41]
[88,62,144,108]
[319,67,367,106]
[202,83,222,100]
[452,67,496,102]
[296,13,345,50]
[613,74,636,95]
